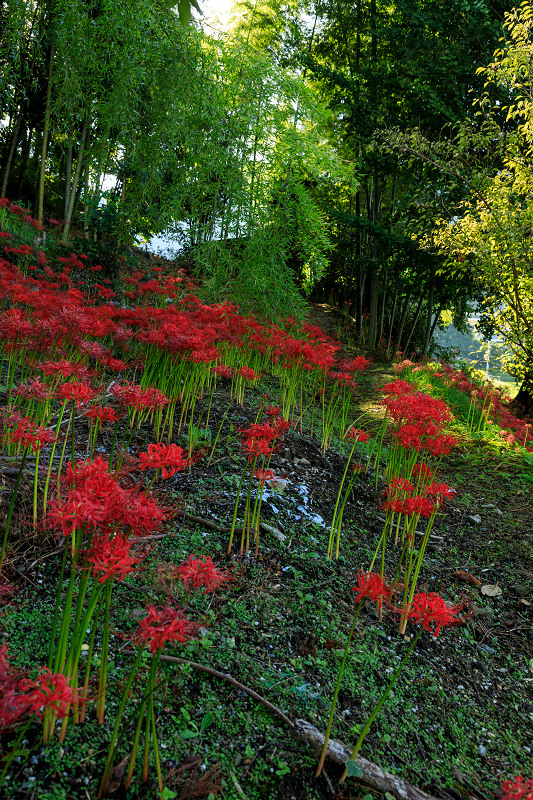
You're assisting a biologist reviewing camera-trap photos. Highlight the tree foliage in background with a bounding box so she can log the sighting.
[0,0,341,320]
[433,1,533,408]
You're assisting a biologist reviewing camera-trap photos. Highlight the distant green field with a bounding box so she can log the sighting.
[434,323,517,387]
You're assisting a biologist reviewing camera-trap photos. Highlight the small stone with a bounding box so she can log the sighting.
[259,523,286,542]
[468,514,482,524]
[299,458,311,466]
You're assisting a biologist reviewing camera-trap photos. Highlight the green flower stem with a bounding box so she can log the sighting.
[53,531,82,673]
[79,596,103,723]
[56,406,74,495]
[316,604,362,777]
[402,508,439,625]
[228,466,248,554]
[97,579,114,724]
[0,450,28,575]
[47,541,69,669]
[339,627,423,783]
[334,469,361,560]
[125,653,160,789]
[151,700,164,796]
[328,440,358,559]
[42,403,66,519]
[98,648,144,799]
[241,456,258,554]
[108,420,120,465]
[0,718,32,786]
[207,402,232,467]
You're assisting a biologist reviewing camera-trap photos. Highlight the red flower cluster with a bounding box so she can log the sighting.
[352,571,390,604]
[84,405,119,423]
[346,427,369,442]
[241,418,290,461]
[7,414,56,452]
[0,645,27,730]
[85,531,142,583]
[47,455,170,537]
[406,592,464,636]
[254,467,275,486]
[500,776,533,800]
[135,604,195,653]
[383,479,453,516]
[138,442,192,478]
[57,380,97,407]
[177,554,229,592]
[19,667,76,720]
[112,382,169,412]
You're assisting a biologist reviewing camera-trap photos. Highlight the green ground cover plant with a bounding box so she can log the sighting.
[0,206,531,800]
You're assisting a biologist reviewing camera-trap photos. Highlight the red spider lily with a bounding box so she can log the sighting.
[406,592,465,636]
[352,571,389,604]
[394,423,423,451]
[4,245,32,256]
[254,468,275,487]
[500,776,533,800]
[403,495,435,517]
[57,381,97,408]
[36,359,90,379]
[411,462,434,481]
[240,421,284,461]
[85,531,142,583]
[12,377,53,401]
[138,442,192,479]
[242,436,276,460]
[112,382,169,412]
[337,356,371,372]
[177,554,230,592]
[9,416,56,452]
[389,477,413,493]
[266,405,280,418]
[212,364,232,379]
[424,434,456,456]
[134,604,195,653]
[0,231,13,240]
[84,405,120,423]
[237,367,260,381]
[0,645,28,729]
[346,427,369,442]
[19,667,76,720]
[47,456,171,537]
[382,379,414,396]
[423,482,455,505]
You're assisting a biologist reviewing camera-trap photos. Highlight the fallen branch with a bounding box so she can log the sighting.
[156,653,295,730]
[295,719,441,800]
[138,653,443,800]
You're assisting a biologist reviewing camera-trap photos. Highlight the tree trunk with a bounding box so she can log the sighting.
[422,280,434,356]
[428,303,444,351]
[395,287,412,355]
[402,294,425,357]
[16,124,33,196]
[64,142,73,220]
[386,289,398,355]
[377,269,388,348]
[62,121,88,242]
[0,111,23,198]
[515,372,533,415]
[37,43,54,225]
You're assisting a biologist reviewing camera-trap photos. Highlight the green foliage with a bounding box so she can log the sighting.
[432,2,533,385]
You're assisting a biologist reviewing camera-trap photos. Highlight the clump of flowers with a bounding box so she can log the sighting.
[336,591,466,783]
[99,554,229,797]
